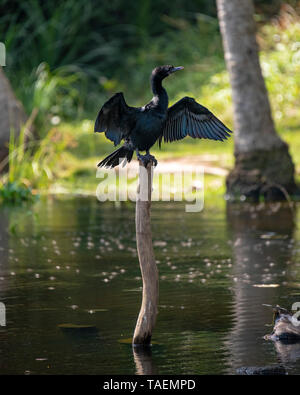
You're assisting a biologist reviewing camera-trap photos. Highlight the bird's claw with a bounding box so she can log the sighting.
[137,153,158,167]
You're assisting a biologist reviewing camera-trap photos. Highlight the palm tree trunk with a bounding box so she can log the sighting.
[0,67,27,169]
[216,0,298,201]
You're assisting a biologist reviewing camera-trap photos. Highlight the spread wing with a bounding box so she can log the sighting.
[161,97,232,144]
[94,92,133,146]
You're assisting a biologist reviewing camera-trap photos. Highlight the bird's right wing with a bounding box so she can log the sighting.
[160,97,232,144]
[94,92,133,146]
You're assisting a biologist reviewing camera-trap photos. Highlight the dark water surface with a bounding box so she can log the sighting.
[1,196,300,375]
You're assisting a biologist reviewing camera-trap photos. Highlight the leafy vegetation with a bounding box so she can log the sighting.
[0,2,299,203]
[57,5,300,192]
[0,126,72,203]
[0,182,37,204]
[1,0,297,122]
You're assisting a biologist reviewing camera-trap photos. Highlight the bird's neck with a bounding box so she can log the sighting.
[151,76,168,110]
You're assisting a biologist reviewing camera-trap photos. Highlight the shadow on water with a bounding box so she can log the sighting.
[225,202,300,373]
[0,197,300,374]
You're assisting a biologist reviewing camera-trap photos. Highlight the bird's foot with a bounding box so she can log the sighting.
[137,153,158,167]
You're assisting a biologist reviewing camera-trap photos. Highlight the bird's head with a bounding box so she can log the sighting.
[152,65,184,81]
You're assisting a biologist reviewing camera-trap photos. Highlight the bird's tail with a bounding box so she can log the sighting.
[97,145,134,168]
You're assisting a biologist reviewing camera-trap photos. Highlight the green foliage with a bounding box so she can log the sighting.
[0,181,37,205]
[187,6,300,134]
[0,1,300,200]
[260,10,300,129]
[24,63,87,128]
[1,0,297,124]
[1,0,127,122]
[123,14,224,105]
[0,126,71,203]
[57,6,300,194]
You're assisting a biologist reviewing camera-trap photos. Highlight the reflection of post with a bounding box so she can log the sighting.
[133,345,158,375]
[133,161,158,346]
[225,203,295,371]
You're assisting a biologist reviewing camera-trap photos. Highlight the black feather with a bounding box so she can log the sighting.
[162,97,232,143]
[95,67,233,169]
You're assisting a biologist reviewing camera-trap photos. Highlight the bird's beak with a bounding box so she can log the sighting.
[170,66,184,73]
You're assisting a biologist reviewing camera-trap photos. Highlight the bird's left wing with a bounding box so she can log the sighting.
[94,92,133,146]
[160,97,232,144]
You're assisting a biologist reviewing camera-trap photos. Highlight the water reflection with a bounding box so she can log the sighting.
[274,341,300,364]
[225,202,298,372]
[133,346,158,375]
[1,198,300,374]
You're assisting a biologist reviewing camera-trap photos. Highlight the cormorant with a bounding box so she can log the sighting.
[94,65,232,168]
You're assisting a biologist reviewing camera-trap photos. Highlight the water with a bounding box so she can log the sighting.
[0,197,300,375]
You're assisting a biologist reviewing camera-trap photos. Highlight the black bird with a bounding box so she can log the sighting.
[94,65,232,168]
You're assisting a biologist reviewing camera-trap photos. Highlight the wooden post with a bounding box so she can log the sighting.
[133,160,158,346]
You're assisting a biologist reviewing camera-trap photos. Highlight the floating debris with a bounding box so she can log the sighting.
[253,284,280,288]
[85,308,108,314]
[153,241,167,247]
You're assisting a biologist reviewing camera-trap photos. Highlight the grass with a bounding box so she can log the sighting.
[0,125,72,203]
[1,6,300,204]
[60,7,300,189]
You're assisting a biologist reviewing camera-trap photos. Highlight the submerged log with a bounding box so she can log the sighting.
[133,160,158,346]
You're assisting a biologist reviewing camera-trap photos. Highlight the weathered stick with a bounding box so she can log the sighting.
[133,160,158,346]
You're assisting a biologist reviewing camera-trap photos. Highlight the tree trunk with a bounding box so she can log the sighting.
[133,161,158,346]
[216,0,298,201]
[0,67,27,169]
